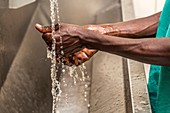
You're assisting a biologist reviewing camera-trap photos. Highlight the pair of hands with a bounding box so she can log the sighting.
[35,23,105,66]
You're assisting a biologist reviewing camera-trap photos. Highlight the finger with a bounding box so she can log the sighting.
[42,33,53,46]
[35,24,50,33]
[74,51,89,66]
[63,58,73,66]
[73,56,79,66]
[68,55,76,65]
[82,48,97,57]
[35,24,59,33]
[64,45,84,57]
[75,51,87,59]
[76,51,89,62]
[61,39,82,56]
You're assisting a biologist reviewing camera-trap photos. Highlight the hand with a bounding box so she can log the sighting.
[70,25,107,66]
[36,23,86,56]
[63,48,97,66]
[35,23,99,66]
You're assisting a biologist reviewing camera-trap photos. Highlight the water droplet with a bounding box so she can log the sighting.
[85,84,88,88]
[74,81,77,85]
[61,51,64,55]
[62,69,66,73]
[84,91,87,95]
[87,104,91,108]
[60,46,63,49]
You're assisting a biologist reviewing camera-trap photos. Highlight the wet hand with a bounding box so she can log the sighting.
[36,23,86,56]
[35,23,99,66]
[70,25,109,66]
[61,48,97,66]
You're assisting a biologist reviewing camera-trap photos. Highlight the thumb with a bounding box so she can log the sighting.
[35,24,52,33]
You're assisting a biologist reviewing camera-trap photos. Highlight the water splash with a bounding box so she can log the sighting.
[49,0,91,112]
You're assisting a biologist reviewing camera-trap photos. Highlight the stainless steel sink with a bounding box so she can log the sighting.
[0,0,151,113]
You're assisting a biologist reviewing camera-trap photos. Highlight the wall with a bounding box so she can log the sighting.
[132,0,165,18]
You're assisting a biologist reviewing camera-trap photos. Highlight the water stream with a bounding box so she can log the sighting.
[49,0,91,113]
[49,0,61,113]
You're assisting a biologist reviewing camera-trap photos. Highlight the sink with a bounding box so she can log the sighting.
[0,0,36,9]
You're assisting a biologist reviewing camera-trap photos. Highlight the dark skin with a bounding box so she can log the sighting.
[35,12,170,66]
[36,24,99,66]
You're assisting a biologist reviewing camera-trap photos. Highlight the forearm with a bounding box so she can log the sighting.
[97,12,161,38]
[83,32,170,66]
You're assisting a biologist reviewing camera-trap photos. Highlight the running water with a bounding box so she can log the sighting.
[49,0,61,113]
[48,0,91,113]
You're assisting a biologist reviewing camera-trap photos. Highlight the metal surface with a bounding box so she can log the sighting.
[89,1,126,112]
[0,2,37,91]
[0,0,36,9]
[0,0,123,113]
[128,60,151,113]
[122,58,133,113]
[121,0,152,112]
[0,0,151,113]
[90,52,126,113]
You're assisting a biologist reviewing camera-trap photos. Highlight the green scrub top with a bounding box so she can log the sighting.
[148,0,170,112]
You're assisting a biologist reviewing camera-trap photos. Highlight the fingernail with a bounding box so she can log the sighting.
[36,23,42,28]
